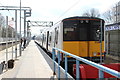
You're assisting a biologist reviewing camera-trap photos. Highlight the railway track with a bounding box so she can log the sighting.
[0,41,19,51]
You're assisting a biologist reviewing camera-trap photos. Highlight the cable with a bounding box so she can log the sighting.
[55,0,81,22]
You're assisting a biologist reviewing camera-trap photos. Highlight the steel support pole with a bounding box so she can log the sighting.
[24,10,26,38]
[6,16,8,71]
[26,21,28,45]
[27,21,28,38]
[65,54,68,78]
[19,0,22,56]
[116,4,118,23]
[76,59,80,80]
[100,20,103,64]
[99,70,104,80]
[52,49,56,75]
[11,25,14,59]
[106,32,109,55]
[15,10,17,59]
[58,51,60,79]
[0,20,2,38]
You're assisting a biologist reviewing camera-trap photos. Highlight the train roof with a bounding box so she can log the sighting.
[62,16,104,21]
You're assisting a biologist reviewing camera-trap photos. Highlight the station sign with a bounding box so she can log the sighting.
[105,25,120,31]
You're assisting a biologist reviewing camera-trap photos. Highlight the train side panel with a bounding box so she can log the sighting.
[48,21,63,52]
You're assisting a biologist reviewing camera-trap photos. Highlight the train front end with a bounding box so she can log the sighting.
[62,17,105,62]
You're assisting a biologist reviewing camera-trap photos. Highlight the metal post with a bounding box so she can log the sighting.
[26,21,28,45]
[65,54,68,78]
[27,21,28,39]
[52,49,56,75]
[15,10,17,59]
[100,20,103,64]
[58,51,60,79]
[0,19,2,38]
[99,70,104,79]
[6,16,8,71]
[24,10,26,38]
[27,21,30,44]
[76,59,80,80]
[19,0,22,56]
[11,26,14,59]
[116,4,118,23]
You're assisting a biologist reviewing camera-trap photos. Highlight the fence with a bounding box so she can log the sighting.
[52,47,120,80]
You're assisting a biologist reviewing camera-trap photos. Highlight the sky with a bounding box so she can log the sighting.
[0,0,120,35]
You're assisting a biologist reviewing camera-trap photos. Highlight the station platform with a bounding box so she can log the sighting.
[0,40,54,79]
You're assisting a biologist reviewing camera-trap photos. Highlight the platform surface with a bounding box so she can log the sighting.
[0,40,54,79]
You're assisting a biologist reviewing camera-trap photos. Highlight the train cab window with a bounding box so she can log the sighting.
[90,21,104,41]
[79,20,89,41]
[79,26,88,40]
[63,20,79,41]
[63,18,104,41]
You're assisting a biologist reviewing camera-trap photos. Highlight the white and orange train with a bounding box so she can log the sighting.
[35,16,105,63]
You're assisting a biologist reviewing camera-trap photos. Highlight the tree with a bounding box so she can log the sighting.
[0,13,5,38]
[0,14,16,38]
[82,8,100,17]
[102,7,115,24]
[0,13,5,27]
[2,27,6,37]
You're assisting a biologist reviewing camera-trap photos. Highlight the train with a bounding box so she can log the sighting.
[35,16,105,61]
[35,16,105,76]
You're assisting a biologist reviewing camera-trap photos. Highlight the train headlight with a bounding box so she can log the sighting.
[93,52,97,56]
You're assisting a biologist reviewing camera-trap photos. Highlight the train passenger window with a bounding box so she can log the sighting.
[55,30,58,44]
[64,28,74,33]
[44,36,46,41]
[49,32,52,42]
[49,35,52,42]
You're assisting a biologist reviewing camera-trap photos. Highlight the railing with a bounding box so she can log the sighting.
[0,38,19,44]
[52,47,120,80]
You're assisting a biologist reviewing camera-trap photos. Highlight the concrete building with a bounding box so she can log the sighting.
[104,1,120,61]
[105,23,120,58]
[113,1,120,23]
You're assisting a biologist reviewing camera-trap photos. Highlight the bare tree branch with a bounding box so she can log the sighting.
[102,9,114,24]
[82,8,100,17]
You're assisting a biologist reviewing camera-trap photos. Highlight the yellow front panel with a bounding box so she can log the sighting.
[63,41,80,56]
[89,41,104,57]
[63,41,88,57]
[63,41,104,57]
[79,42,88,57]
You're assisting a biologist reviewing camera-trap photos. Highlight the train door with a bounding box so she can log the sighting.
[79,20,90,57]
[88,20,104,62]
[63,20,80,56]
